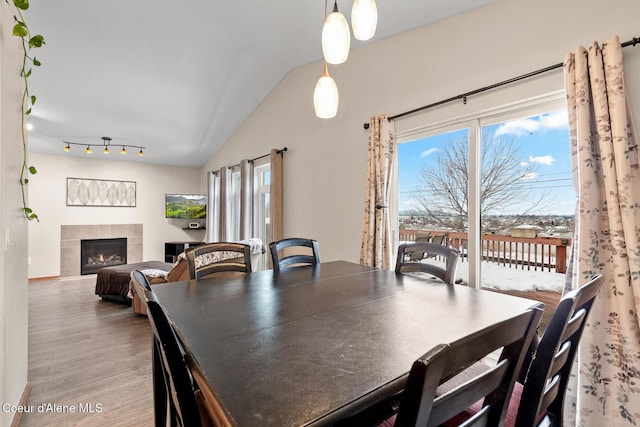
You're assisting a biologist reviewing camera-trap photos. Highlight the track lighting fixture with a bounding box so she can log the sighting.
[63,136,145,157]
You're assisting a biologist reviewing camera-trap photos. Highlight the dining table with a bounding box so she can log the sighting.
[151,260,542,426]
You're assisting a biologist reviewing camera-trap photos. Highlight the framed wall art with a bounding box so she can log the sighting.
[66,178,136,207]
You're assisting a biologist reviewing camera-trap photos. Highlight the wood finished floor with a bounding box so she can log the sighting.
[21,276,153,426]
[20,275,562,427]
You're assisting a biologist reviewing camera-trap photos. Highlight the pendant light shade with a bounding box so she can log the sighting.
[351,0,377,41]
[314,64,339,119]
[321,1,350,64]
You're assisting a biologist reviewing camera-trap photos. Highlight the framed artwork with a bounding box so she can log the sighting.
[66,178,136,207]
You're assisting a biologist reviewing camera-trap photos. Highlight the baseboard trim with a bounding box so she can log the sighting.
[28,275,61,282]
[11,382,31,427]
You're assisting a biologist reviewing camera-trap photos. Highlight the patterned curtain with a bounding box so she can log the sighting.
[564,35,640,425]
[360,115,396,269]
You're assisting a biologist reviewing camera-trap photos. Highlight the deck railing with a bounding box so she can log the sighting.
[398,229,572,274]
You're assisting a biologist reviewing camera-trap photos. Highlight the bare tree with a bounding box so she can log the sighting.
[411,133,548,232]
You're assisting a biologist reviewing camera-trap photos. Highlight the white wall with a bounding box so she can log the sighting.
[0,3,29,426]
[3,2,639,424]
[27,153,204,278]
[203,0,640,264]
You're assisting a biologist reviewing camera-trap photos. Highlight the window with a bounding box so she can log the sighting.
[396,94,573,292]
[253,161,271,270]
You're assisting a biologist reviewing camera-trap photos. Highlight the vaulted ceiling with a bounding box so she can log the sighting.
[26,0,493,167]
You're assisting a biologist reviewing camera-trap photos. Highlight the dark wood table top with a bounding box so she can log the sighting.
[152,260,541,426]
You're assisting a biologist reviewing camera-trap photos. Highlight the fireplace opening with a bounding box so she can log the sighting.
[80,238,127,275]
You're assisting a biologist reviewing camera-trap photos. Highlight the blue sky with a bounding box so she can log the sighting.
[398,110,576,216]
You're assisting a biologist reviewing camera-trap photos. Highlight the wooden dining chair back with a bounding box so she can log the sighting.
[394,307,543,427]
[185,242,252,280]
[269,238,320,272]
[407,234,432,262]
[130,269,152,314]
[395,242,460,285]
[145,293,203,427]
[515,274,604,426]
[430,233,447,246]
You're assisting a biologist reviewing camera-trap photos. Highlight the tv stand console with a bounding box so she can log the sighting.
[164,241,205,263]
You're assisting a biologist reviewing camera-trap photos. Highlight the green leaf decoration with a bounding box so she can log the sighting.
[13,0,30,11]
[11,0,41,221]
[28,166,37,174]
[28,35,45,48]
[12,22,27,37]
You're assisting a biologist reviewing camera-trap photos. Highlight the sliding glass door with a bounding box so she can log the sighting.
[396,96,572,291]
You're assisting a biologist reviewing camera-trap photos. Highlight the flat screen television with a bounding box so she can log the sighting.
[165,194,207,219]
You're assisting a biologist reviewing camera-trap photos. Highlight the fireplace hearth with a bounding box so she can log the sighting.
[80,238,127,275]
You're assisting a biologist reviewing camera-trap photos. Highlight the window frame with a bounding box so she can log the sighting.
[393,91,566,288]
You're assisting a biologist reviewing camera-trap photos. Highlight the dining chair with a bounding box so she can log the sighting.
[395,242,460,285]
[184,242,252,280]
[144,290,213,427]
[429,233,447,246]
[407,234,432,262]
[428,274,605,427]
[130,269,153,314]
[269,237,320,272]
[513,274,604,426]
[336,307,543,426]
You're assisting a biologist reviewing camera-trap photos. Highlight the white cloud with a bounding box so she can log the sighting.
[520,161,529,167]
[494,110,568,137]
[529,155,554,166]
[420,148,438,158]
[520,172,538,180]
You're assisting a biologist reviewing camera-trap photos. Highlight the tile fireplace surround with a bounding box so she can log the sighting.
[60,224,143,277]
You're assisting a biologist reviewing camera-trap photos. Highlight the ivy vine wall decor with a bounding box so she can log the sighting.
[8,0,44,220]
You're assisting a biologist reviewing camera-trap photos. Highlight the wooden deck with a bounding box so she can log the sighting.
[486,288,562,333]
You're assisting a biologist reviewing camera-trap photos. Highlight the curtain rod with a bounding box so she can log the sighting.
[222,147,288,170]
[363,36,640,129]
[250,146,288,163]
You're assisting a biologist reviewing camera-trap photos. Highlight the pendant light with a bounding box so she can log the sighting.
[314,63,339,119]
[321,1,350,64]
[351,0,377,41]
